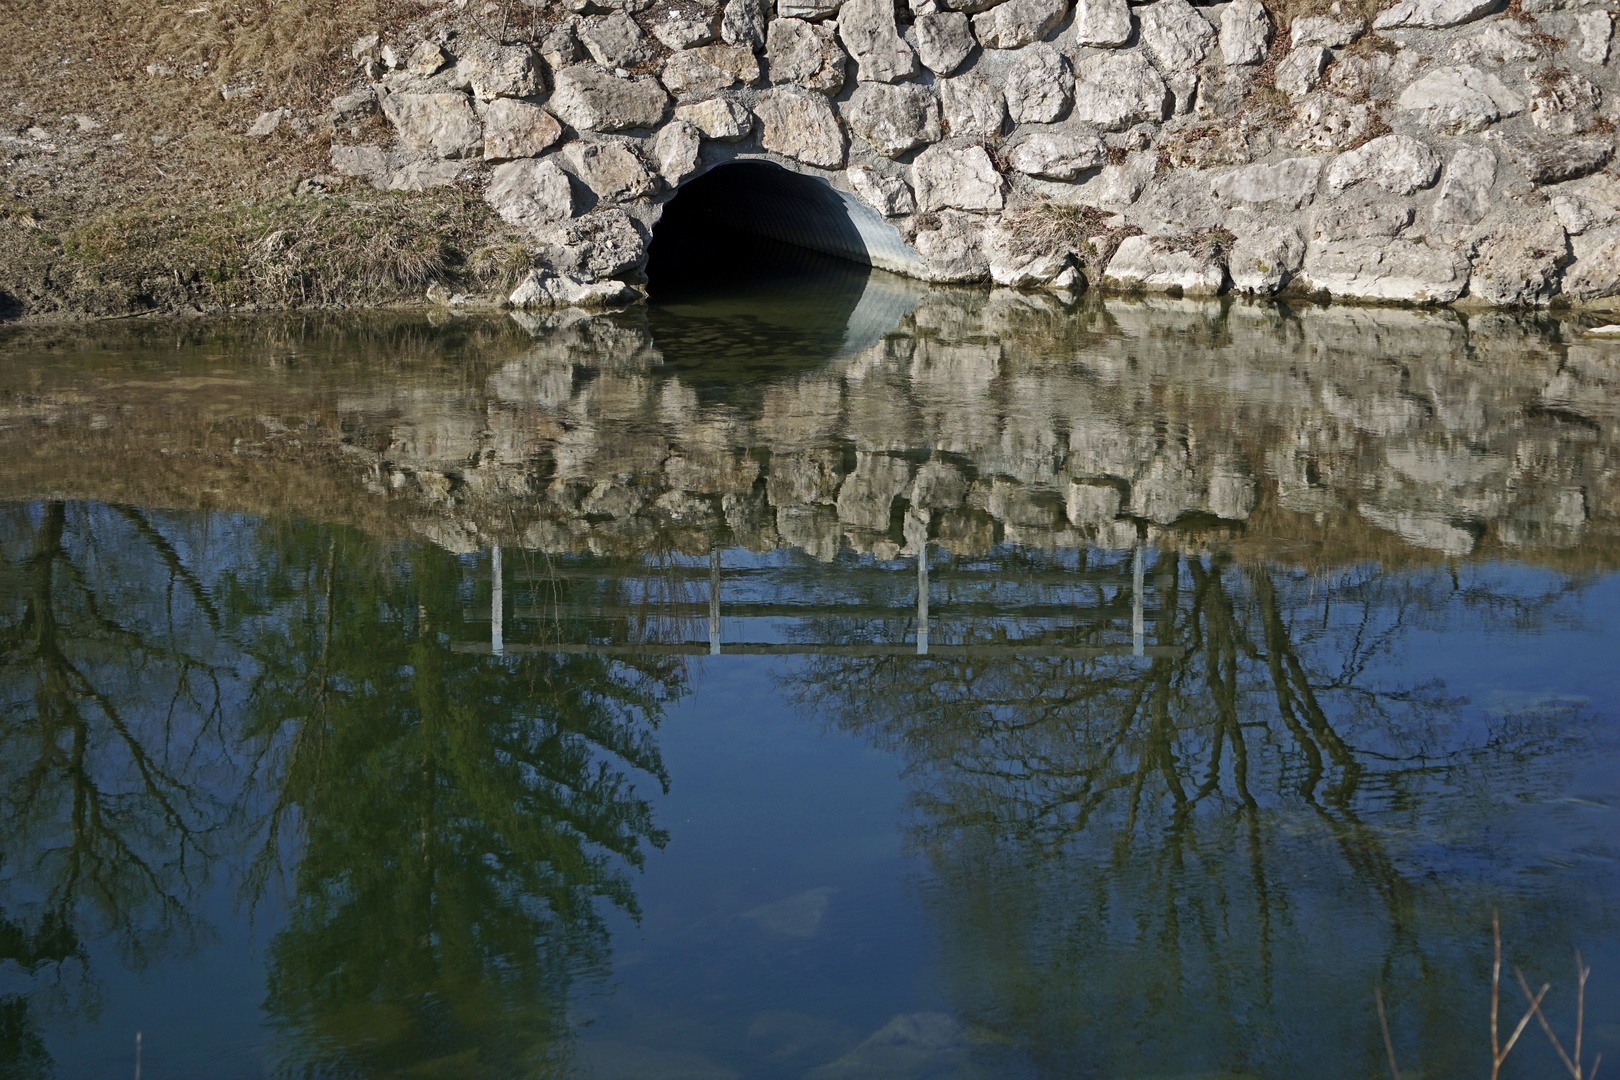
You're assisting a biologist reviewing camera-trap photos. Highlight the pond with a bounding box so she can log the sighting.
[1,264,1618,1080]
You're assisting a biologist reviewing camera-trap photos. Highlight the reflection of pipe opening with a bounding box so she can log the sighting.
[645,162,921,297]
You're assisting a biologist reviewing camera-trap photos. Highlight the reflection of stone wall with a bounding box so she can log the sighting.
[334,298,1619,564]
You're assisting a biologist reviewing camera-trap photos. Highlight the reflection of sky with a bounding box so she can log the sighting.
[7,548,1620,1079]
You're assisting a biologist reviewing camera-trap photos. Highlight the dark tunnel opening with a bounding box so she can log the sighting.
[644,161,903,302]
[642,161,927,397]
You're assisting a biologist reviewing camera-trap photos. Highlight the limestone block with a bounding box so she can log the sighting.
[1396,66,1523,133]
[1211,157,1323,208]
[1291,15,1363,47]
[510,269,638,308]
[845,82,942,157]
[914,12,975,74]
[1374,0,1498,30]
[836,453,916,529]
[482,99,563,161]
[407,40,449,77]
[247,109,286,137]
[1130,168,1227,234]
[985,479,1061,528]
[1468,218,1569,306]
[1070,50,1166,130]
[1548,173,1620,236]
[579,13,655,67]
[1139,0,1216,72]
[1076,0,1134,48]
[973,0,1069,49]
[1219,0,1269,64]
[328,89,378,125]
[1311,201,1413,241]
[485,157,575,229]
[582,480,645,518]
[675,97,754,139]
[384,160,466,192]
[913,210,992,281]
[1496,132,1613,185]
[1298,239,1470,302]
[724,490,780,551]
[654,16,719,49]
[450,43,542,101]
[934,507,994,556]
[550,66,670,130]
[1207,468,1256,520]
[539,208,647,277]
[1326,52,1393,99]
[1431,146,1495,225]
[767,449,844,505]
[1227,222,1304,293]
[1447,23,1539,64]
[767,18,848,94]
[330,143,388,182]
[1066,481,1122,525]
[661,45,761,96]
[1129,456,1202,523]
[777,504,841,561]
[754,87,848,167]
[838,0,920,83]
[538,21,583,73]
[1285,93,1373,152]
[1326,134,1441,196]
[1577,10,1612,65]
[1563,225,1620,302]
[721,0,771,50]
[1102,234,1225,295]
[848,165,917,215]
[1274,45,1329,98]
[1359,507,1477,556]
[939,73,1008,136]
[911,462,969,510]
[1528,69,1602,135]
[1079,151,1157,212]
[779,0,844,19]
[654,121,702,184]
[1008,132,1107,179]
[381,92,483,158]
[912,144,1004,211]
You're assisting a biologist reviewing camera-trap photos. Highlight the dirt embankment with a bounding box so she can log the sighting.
[0,0,561,321]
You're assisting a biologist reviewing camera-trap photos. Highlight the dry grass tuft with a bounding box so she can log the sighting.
[48,188,503,311]
[1266,0,1384,31]
[1003,200,1145,284]
[1002,201,1110,257]
[465,240,539,292]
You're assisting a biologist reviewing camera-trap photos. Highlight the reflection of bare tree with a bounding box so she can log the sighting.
[234,527,681,1078]
[0,501,238,1073]
[783,549,1600,1078]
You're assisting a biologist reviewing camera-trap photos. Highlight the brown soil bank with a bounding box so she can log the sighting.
[2,0,1620,321]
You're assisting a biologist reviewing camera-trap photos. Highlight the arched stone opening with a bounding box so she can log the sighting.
[645,160,920,298]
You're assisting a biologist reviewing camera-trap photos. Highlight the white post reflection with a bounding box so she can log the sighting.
[491,546,504,658]
[917,543,930,656]
[709,546,722,656]
[1132,543,1144,658]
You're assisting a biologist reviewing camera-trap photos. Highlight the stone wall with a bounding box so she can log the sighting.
[323,0,1620,309]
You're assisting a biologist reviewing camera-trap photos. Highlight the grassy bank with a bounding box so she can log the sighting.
[0,187,535,318]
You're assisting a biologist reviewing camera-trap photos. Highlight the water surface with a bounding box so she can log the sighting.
[1,274,1618,1080]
